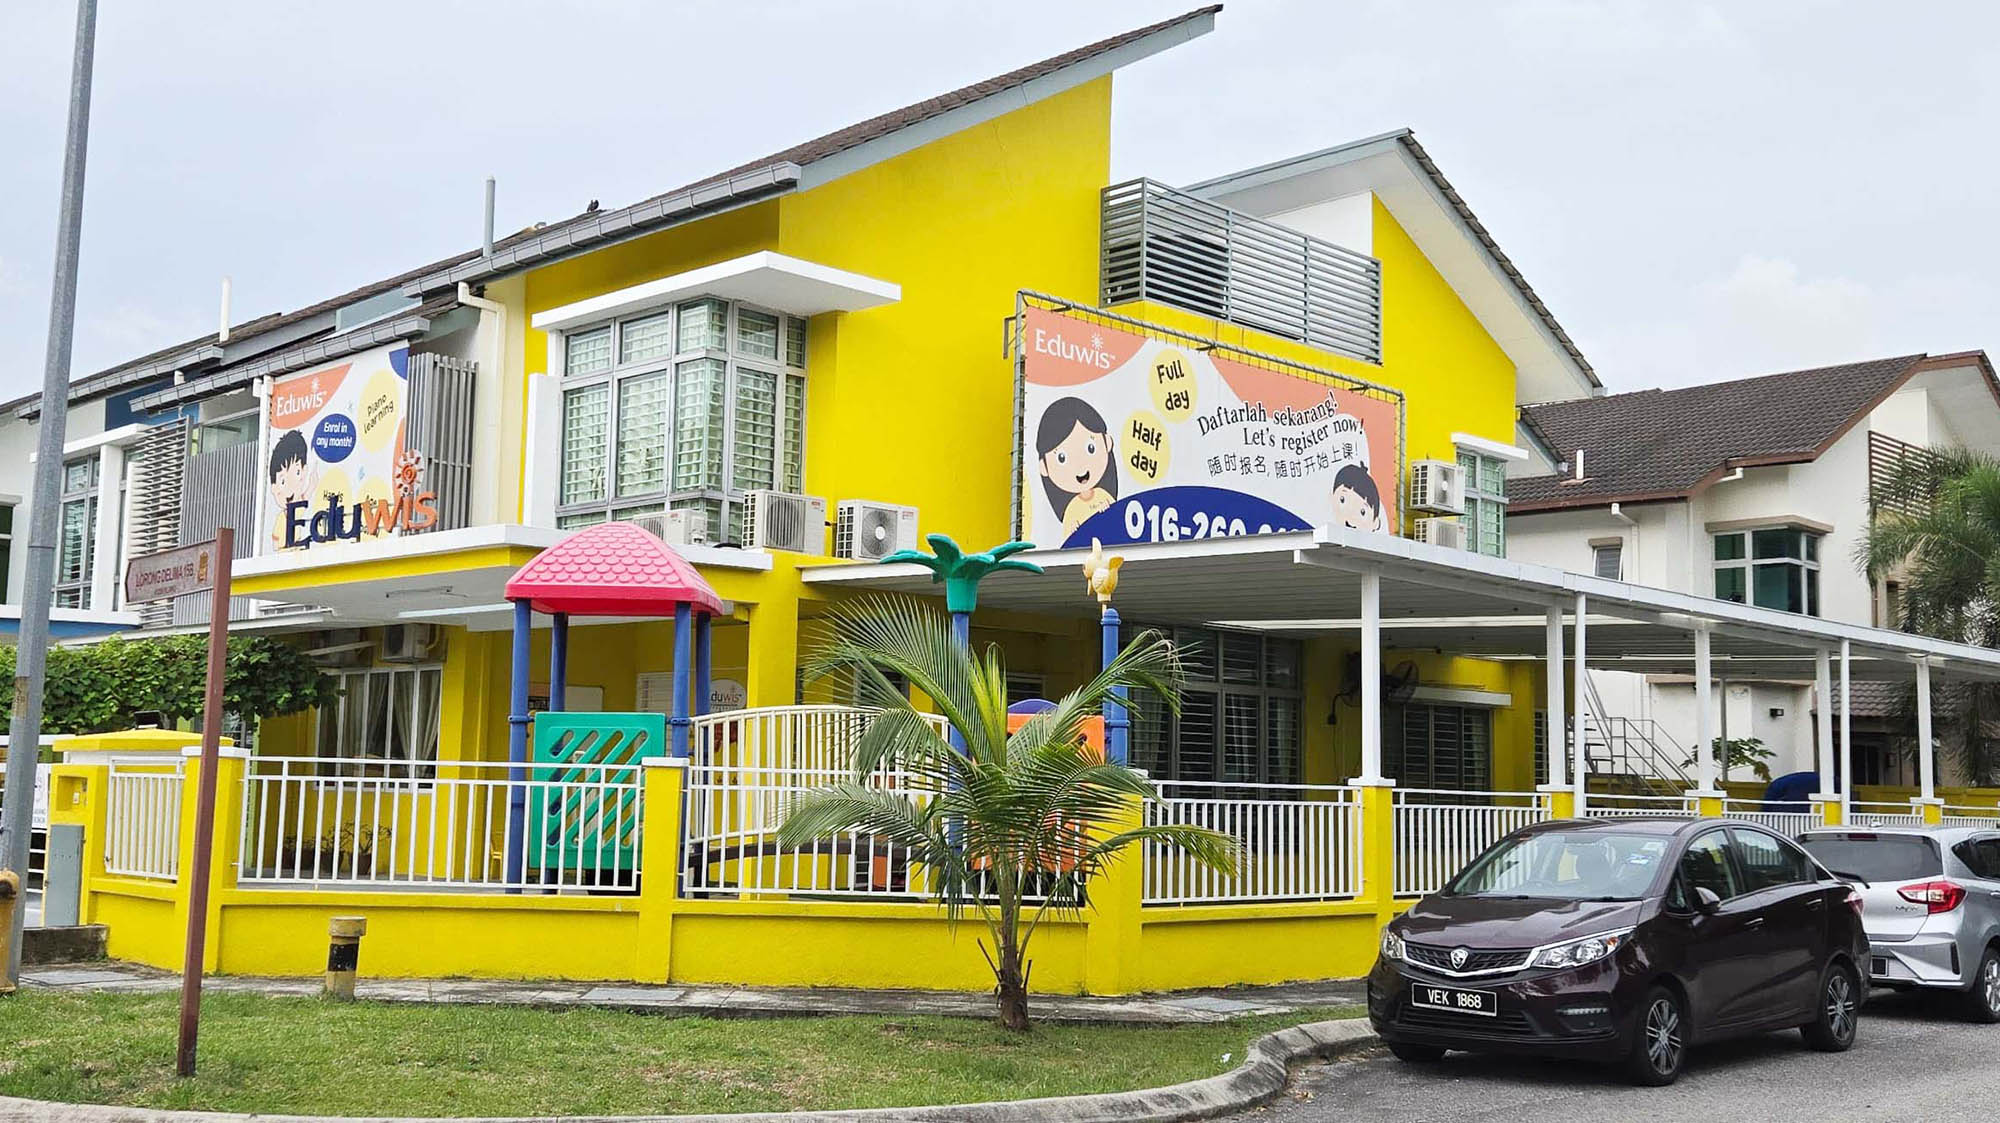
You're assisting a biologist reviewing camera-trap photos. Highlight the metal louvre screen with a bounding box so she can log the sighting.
[174,442,258,627]
[1099,179,1383,364]
[125,416,188,627]
[406,352,477,533]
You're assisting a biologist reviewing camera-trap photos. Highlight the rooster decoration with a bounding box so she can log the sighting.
[1083,538,1124,605]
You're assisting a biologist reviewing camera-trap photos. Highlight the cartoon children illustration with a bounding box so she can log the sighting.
[1329,463,1385,533]
[267,430,316,548]
[1036,397,1119,535]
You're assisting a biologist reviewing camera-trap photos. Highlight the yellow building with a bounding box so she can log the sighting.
[49,7,2000,992]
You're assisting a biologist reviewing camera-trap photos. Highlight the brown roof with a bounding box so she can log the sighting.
[1510,355,1930,512]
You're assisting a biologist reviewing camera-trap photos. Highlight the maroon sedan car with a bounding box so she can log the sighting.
[1369,818,1867,1084]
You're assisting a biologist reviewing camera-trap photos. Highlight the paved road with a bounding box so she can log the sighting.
[1242,990,2000,1123]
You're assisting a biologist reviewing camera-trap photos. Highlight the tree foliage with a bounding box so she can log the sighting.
[777,597,1235,1030]
[1860,447,2000,782]
[0,634,339,736]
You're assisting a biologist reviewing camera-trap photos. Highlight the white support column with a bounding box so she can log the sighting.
[1692,624,1718,796]
[1813,648,1836,804]
[1571,593,1588,809]
[1839,639,1852,820]
[1916,657,1936,806]
[1543,604,1567,791]
[89,442,124,610]
[1356,569,1385,785]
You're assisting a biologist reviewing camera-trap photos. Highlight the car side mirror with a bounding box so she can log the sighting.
[1694,887,1722,915]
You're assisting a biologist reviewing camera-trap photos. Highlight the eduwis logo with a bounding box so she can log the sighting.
[1031,326,1116,370]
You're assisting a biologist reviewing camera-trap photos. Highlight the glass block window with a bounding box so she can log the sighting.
[565,326,613,376]
[678,299,727,352]
[737,308,779,361]
[1456,448,1508,558]
[618,312,675,365]
[615,371,671,497]
[555,299,808,536]
[559,384,610,505]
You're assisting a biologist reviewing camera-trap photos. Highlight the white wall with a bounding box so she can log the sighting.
[1263,191,1374,257]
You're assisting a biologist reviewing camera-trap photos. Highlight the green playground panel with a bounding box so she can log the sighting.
[526,711,667,875]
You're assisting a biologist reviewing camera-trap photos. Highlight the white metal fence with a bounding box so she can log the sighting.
[692,706,950,774]
[683,763,942,899]
[1943,804,2000,828]
[1392,789,1552,898]
[1722,798,1823,837]
[239,758,645,892]
[1145,781,1362,905]
[1582,793,1700,819]
[104,760,185,881]
[1848,800,1927,827]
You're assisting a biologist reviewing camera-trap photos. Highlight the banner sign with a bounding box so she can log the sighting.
[263,343,437,552]
[1017,307,1399,550]
[124,539,219,604]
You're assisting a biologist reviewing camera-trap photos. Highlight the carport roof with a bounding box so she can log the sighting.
[801,527,2000,685]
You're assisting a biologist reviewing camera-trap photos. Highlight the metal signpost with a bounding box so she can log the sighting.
[123,530,234,1077]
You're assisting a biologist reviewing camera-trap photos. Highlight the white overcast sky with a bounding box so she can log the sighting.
[3,1,1997,404]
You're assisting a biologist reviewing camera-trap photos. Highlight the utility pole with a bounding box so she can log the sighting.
[1,0,98,989]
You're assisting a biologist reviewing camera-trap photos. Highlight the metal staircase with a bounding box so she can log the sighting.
[1577,674,1693,799]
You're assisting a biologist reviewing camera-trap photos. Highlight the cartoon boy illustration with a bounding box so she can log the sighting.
[267,430,316,548]
[1329,464,1385,533]
[1035,397,1119,536]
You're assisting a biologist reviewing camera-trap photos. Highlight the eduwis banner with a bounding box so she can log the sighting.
[263,342,434,553]
[1018,307,1399,550]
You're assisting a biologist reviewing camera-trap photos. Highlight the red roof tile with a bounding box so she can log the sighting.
[506,522,724,618]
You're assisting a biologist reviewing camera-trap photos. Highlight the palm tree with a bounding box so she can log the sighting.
[1861,447,2000,781]
[776,597,1236,1030]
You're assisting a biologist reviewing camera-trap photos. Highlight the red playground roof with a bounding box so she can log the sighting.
[505,522,725,618]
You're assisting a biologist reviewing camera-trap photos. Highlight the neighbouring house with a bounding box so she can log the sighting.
[22,8,2000,995]
[1506,352,2000,790]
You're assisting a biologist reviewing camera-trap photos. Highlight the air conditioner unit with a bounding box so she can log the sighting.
[1414,516,1467,551]
[744,489,827,555]
[378,623,439,663]
[631,509,707,547]
[1408,459,1465,515]
[834,500,919,560]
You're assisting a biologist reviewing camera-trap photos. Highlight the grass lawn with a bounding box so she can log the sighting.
[0,989,1360,1117]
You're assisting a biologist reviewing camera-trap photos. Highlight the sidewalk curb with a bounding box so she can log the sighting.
[0,1018,1376,1123]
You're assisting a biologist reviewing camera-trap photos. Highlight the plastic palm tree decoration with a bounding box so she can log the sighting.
[778,597,1236,1030]
[882,533,1043,616]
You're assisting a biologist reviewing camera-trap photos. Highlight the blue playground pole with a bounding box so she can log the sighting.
[671,602,693,757]
[694,613,713,717]
[505,598,533,886]
[549,612,569,712]
[948,610,970,751]
[1101,606,1128,765]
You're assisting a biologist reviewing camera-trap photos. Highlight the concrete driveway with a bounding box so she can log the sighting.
[1241,990,2000,1122]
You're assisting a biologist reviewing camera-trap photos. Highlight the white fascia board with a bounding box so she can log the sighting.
[1410,685,1513,708]
[233,522,775,582]
[799,530,1319,588]
[531,252,900,332]
[61,422,148,457]
[1451,432,1529,461]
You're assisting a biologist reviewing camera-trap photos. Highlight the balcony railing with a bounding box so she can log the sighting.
[1100,179,1383,364]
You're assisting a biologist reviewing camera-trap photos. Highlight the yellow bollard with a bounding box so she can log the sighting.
[0,869,20,994]
[324,916,367,1001]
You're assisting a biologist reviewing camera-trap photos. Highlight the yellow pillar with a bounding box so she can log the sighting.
[1921,800,1945,826]
[1084,794,1144,996]
[744,598,800,708]
[47,762,110,921]
[1695,793,1726,818]
[175,747,248,973]
[1819,798,1842,826]
[634,759,686,983]
[1357,783,1397,922]
[1545,789,1577,819]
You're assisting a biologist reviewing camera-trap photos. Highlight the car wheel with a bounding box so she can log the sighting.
[1801,961,1860,1052]
[1965,948,2000,1024]
[1387,1041,1446,1063]
[1625,986,1687,1086]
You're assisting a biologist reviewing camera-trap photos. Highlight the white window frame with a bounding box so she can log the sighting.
[1456,448,1508,557]
[1712,525,1822,616]
[54,455,100,609]
[1591,541,1623,580]
[315,663,446,778]
[550,298,808,540]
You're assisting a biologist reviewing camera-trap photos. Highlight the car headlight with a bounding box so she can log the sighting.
[1529,928,1634,970]
[1380,929,1405,961]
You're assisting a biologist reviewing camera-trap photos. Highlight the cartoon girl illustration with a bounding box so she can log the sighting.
[1329,463,1385,533]
[1036,397,1119,535]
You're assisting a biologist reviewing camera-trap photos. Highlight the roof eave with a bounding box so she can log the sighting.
[131,311,438,413]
